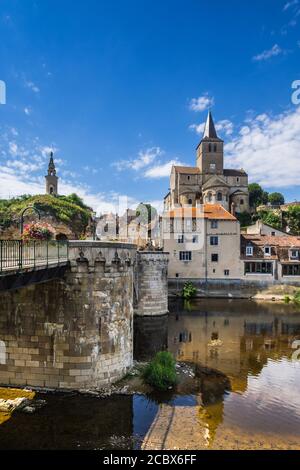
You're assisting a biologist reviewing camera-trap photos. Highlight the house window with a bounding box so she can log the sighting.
[210,236,218,246]
[282,264,300,276]
[178,235,184,244]
[211,254,218,262]
[224,270,230,276]
[192,235,198,243]
[246,245,253,256]
[264,246,271,256]
[179,251,192,261]
[187,175,190,180]
[271,232,276,236]
[237,177,240,183]
[210,163,216,171]
[217,192,222,201]
[244,262,273,274]
[211,220,218,229]
[290,250,299,260]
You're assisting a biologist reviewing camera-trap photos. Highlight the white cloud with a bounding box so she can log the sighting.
[24,80,40,93]
[189,94,214,112]
[283,0,298,11]
[114,147,162,171]
[224,107,300,188]
[144,159,185,178]
[253,44,283,61]
[189,119,234,136]
[24,107,31,115]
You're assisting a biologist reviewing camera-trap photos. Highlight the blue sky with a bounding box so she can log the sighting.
[0,0,299,213]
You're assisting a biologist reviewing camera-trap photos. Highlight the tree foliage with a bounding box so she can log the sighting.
[286,205,300,235]
[268,192,285,206]
[258,210,282,229]
[248,183,268,209]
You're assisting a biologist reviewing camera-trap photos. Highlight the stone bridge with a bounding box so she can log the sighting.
[0,241,168,391]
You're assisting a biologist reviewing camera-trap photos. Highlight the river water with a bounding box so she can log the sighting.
[0,299,300,450]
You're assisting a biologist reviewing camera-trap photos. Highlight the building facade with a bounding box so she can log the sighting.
[164,111,249,214]
[241,234,300,281]
[162,204,241,280]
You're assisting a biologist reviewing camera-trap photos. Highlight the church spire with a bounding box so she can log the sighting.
[203,110,219,140]
[45,151,58,195]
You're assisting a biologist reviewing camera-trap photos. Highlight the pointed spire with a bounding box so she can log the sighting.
[203,110,218,139]
[48,151,56,175]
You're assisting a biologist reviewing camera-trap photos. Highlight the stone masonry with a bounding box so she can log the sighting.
[134,251,169,316]
[0,241,137,390]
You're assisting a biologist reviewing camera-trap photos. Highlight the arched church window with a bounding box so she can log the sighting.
[188,199,192,205]
[208,192,212,202]
[214,144,217,152]
[217,192,222,201]
[49,186,54,194]
[208,144,212,152]
[240,199,244,205]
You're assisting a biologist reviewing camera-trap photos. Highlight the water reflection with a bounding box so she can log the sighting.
[168,299,300,448]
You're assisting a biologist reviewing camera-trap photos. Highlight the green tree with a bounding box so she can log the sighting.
[237,211,252,227]
[259,210,281,229]
[268,192,285,206]
[248,183,268,209]
[286,205,300,235]
[135,203,157,224]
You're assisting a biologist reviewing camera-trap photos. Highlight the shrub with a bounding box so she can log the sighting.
[182,281,197,300]
[293,291,300,305]
[284,295,291,304]
[142,351,177,391]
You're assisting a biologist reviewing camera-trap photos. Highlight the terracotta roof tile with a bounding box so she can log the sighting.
[173,166,200,175]
[164,204,236,220]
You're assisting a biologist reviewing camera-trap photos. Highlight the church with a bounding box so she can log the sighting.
[164,111,249,214]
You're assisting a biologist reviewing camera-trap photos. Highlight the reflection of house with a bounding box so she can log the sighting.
[241,234,300,280]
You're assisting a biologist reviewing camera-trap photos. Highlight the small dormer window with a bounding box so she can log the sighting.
[246,245,253,256]
[290,249,299,260]
[264,246,271,256]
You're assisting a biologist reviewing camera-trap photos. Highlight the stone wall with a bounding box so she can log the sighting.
[134,251,169,316]
[168,278,300,299]
[0,241,136,390]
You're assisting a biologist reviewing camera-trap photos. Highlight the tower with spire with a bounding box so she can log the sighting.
[45,151,58,195]
[164,110,250,214]
[196,110,224,175]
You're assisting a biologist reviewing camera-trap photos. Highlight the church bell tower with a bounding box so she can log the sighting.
[45,151,58,195]
[196,111,224,175]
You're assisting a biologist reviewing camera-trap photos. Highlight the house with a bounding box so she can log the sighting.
[241,234,300,280]
[162,204,241,280]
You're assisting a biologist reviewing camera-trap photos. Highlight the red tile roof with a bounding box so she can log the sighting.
[164,204,236,220]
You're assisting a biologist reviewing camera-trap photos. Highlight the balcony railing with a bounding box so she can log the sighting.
[0,240,69,273]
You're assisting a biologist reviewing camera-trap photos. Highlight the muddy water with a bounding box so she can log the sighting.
[0,299,300,449]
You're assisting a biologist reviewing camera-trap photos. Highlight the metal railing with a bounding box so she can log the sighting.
[0,240,69,273]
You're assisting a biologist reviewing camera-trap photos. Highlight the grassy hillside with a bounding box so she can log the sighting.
[0,194,92,235]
